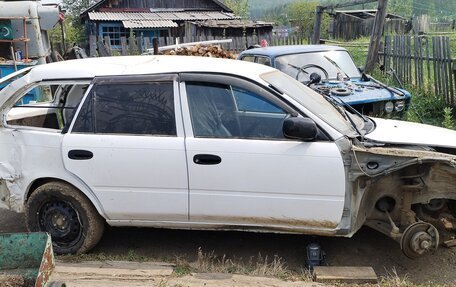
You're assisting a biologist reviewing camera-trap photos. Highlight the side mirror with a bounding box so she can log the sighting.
[308,72,321,86]
[283,117,318,141]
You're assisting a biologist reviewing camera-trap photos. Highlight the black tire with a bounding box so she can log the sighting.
[25,182,105,254]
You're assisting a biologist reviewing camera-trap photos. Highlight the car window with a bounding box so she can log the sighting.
[6,83,88,130]
[186,81,289,140]
[72,82,176,136]
[233,87,284,114]
[240,55,255,62]
[256,56,271,66]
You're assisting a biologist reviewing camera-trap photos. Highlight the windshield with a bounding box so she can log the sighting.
[261,70,356,136]
[274,50,361,82]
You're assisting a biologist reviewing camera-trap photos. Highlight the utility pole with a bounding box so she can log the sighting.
[311,0,378,44]
[365,0,388,72]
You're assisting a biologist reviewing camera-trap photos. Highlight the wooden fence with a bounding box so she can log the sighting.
[89,33,311,57]
[383,35,455,105]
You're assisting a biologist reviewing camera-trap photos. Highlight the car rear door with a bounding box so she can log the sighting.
[180,73,346,230]
[62,75,188,221]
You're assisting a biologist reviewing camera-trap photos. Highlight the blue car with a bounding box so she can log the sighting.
[239,45,411,116]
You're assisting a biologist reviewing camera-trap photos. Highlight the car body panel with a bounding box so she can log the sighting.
[366,118,456,148]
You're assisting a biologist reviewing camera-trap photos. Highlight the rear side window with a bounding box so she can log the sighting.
[240,55,255,62]
[72,82,176,135]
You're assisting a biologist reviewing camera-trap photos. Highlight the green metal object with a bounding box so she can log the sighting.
[0,232,55,287]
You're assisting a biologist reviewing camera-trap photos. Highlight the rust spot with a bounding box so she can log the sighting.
[192,215,339,231]
[34,238,55,287]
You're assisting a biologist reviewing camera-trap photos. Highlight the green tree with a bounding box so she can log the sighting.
[287,1,330,39]
[62,0,98,17]
[49,16,86,48]
[48,0,98,48]
[224,0,250,19]
[388,0,413,17]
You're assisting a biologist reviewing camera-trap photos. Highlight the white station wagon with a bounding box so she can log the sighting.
[0,56,455,258]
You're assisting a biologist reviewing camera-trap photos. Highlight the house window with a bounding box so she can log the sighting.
[100,24,129,47]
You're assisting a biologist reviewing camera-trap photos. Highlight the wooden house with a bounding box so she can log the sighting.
[80,0,273,49]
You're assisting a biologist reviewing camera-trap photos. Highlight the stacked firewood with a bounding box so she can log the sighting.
[160,45,236,59]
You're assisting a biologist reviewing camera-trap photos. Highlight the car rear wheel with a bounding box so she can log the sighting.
[25,182,105,254]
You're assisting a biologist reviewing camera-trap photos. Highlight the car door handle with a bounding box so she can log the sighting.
[68,150,93,160]
[193,154,221,165]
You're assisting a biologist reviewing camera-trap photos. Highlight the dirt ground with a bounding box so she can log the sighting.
[1,209,455,285]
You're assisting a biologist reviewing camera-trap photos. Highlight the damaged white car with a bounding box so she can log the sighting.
[0,56,455,257]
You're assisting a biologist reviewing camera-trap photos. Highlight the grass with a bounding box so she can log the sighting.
[178,247,294,279]
[57,249,153,263]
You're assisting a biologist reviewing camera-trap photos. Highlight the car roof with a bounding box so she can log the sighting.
[240,45,348,58]
[27,55,276,82]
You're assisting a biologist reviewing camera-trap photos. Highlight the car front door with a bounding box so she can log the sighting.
[180,73,346,230]
[62,75,188,221]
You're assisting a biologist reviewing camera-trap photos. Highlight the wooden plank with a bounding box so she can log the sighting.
[89,35,97,57]
[384,35,391,72]
[314,266,378,284]
[120,37,127,56]
[418,36,424,86]
[365,0,388,73]
[52,261,175,287]
[425,35,431,84]
[413,36,419,86]
[143,37,150,51]
[444,37,454,104]
[97,40,111,57]
[445,37,455,104]
[432,37,439,96]
[136,36,142,54]
[103,36,112,56]
[443,239,456,248]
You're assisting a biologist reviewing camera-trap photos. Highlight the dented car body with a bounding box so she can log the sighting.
[0,56,455,257]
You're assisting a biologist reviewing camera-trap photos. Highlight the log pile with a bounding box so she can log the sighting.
[160,45,236,59]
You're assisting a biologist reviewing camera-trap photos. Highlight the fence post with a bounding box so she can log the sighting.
[103,36,112,55]
[89,35,97,57]
[121,37,128,56]
[365,0,388,73]
[143,37,151,51]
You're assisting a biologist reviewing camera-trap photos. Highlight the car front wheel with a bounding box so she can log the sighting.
[25,182,105,254]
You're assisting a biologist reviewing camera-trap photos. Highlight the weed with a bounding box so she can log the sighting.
[191,247,291,279]
[57,250,151,263]
[378,267,411,287]
[173,256,194,277]
[442,107,455,129]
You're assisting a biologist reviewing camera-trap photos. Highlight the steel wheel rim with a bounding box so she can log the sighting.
[38,199,83,249]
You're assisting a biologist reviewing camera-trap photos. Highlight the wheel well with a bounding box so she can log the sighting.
[26,177,107,220]
[27,178,84,202]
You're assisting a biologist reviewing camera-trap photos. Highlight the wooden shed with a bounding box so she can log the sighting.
[330,10,407,40]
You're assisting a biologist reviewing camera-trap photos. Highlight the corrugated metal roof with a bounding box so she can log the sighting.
[122,19,178,29]
[193,20,274,29]
[88,11,238,21]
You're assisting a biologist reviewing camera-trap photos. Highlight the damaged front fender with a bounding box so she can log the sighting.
[0,162,22,212]
[347,144,456,258]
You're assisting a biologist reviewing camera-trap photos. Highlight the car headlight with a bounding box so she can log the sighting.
[395,101,405,112]
[384,101,394,113]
